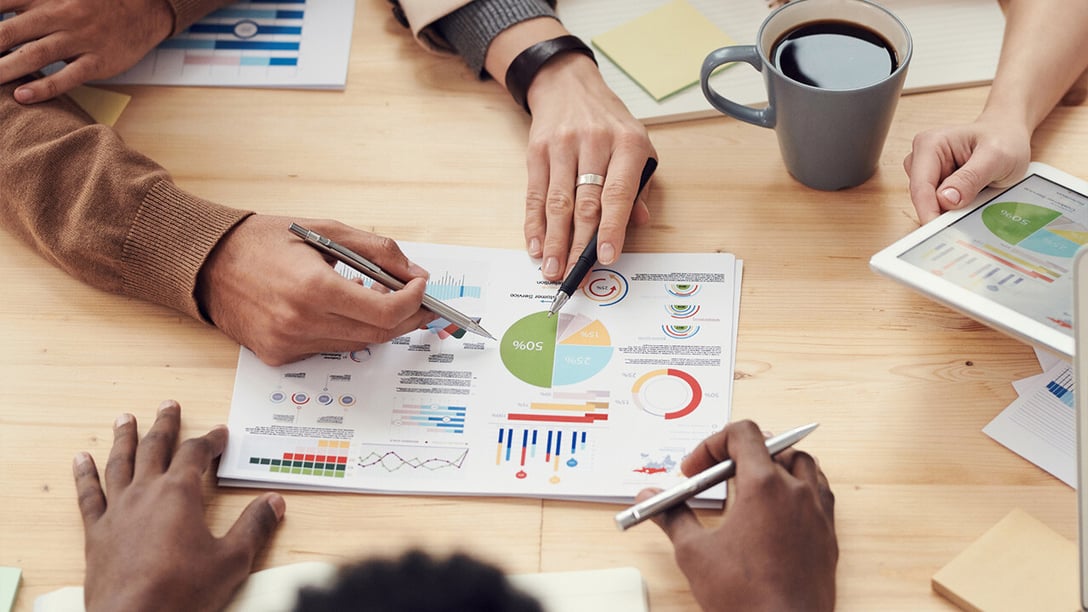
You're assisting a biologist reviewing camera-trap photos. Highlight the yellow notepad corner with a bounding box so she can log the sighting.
[931,508,1078,611]
[66,85,132,126]
[591,0,735,101]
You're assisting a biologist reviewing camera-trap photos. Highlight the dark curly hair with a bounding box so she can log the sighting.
[293,549,544,612]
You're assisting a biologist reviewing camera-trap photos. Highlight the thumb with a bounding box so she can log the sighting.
[635,487,705,543]
[222,492,285,566]
[935,152,1021,213]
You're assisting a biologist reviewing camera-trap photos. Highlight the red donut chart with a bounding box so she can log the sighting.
[631,368,702,420]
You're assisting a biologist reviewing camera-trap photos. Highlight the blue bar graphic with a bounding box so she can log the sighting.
[208,9,304,19]
[505,428,513,461]
[188,24,303,35]
[159,39,299,51]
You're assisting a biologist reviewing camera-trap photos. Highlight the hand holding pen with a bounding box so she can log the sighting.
[290,224,494,340]
[632,420,838,612]
[197,216,438,366]
[548,158,658,316]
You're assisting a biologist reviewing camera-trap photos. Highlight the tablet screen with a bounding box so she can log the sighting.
[897,174,1088,339]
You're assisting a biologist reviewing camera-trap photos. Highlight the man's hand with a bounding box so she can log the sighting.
[0,0,174,103]
[197,215,437,366]
[639,420,838,612]
[74,400,285,612]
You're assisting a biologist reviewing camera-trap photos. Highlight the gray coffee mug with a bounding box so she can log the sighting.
[700,0,912,191]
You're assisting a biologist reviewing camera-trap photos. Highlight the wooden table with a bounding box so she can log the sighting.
[2,2,1086,610]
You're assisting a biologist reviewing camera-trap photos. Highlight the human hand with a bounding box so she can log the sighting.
[637,420,837,612]
[197,215,437,366]
[903,116,1032,224]
[73,400,285,612]
[523,53,656,281]
[0,0,174,103]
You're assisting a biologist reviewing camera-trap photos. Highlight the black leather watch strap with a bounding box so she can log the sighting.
[504,35,596,114]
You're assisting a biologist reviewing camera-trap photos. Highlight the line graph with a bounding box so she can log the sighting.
[356,444,469,472]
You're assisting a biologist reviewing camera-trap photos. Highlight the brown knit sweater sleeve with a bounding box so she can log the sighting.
[167,0,237,35]
[0,79,253,322]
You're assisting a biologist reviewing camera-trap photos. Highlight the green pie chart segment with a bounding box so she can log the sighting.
[981,201,1060,244]
[500,312,558,387]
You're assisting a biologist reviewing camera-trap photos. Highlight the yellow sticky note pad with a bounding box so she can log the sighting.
[931,508,1078,612]
[66,85,132,126]
[591,0,734,101]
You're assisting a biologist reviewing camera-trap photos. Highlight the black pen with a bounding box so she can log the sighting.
[547,158,658,317]
[289,224,495,340]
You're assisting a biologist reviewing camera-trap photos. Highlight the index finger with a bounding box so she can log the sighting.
[595,156,656,266]
[904,145,945,225]
[680,419,768,476]
[322,224,429,282]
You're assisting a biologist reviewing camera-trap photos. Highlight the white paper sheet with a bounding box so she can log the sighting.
[219,244,741,507]
[984,360,1076,487]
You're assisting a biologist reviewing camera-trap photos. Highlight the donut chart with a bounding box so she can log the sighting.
[500,311,613,388]
[632,369,702,420]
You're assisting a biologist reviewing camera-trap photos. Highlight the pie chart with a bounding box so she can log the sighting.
[631,369,702,420]
[500,312,613,388]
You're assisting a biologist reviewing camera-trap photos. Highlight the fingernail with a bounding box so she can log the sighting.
[599,242,616,265]
[158,399,178,413]
[73,452,91,467]
[14,88,33,103]
[543,257,559,277]
[114,413,133,428]
[407,261,429,280]
[528,238,542,257]
[267,493,286,520]
[940,187,962,206]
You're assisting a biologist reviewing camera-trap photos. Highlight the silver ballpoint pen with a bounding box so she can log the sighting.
[614,422,819,530]
[289,223,495,340]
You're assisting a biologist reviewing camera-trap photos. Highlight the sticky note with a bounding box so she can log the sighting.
[931,509,1078,611]
[591,0,735,101]
[66,85,132,126]
[0,567,21,612]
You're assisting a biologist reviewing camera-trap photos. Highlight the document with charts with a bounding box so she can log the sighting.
[219,244,741,506]
[94,1,354,89]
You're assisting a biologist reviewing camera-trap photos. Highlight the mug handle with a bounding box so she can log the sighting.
[700,46,775,129]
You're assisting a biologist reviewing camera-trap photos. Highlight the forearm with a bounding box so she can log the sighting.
[433,0,557,77]
[0,78,251,321]
[982,0,1088,129]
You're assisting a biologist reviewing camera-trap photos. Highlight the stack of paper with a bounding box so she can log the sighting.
[983,348,1075,486]
[219,244,742,508]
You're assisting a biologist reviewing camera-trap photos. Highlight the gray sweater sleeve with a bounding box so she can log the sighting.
[433,0,558,78]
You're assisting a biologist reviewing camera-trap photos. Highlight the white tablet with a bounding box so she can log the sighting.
[870,162,1088,359]
[1076,246,1088,611]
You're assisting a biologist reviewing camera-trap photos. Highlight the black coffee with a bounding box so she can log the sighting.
[770,20,898,90]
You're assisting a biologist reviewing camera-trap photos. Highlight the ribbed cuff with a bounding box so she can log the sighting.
[434,0,557,78]
[121,180,253,322]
